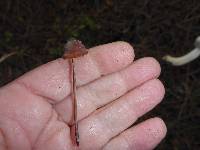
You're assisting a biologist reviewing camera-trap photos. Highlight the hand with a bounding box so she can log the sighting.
[0,42,166,150]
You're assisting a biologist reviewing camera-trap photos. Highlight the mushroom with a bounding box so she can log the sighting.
[163,36,200,66]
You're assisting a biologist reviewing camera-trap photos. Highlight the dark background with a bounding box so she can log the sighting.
[0,0,200,149]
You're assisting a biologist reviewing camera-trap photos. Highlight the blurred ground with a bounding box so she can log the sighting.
[0,0,200,149]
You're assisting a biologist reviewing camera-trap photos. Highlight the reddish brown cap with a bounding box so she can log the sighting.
[63,40,88,59]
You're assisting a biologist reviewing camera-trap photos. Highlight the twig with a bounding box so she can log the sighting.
[0,52,17,64]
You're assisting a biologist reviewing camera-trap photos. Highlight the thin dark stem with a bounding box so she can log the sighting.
[71,58,79,146]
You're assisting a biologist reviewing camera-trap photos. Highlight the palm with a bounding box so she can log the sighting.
[0,42,166,150]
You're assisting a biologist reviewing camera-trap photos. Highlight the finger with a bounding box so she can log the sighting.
[55,57,161,123]
[78,79,165,149]
[16,42,134,102]
[103,117,167,150]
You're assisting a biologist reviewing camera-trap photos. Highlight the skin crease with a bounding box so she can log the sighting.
[0,41,167,150]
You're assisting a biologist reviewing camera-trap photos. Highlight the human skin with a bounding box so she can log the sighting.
[0,42,167,150]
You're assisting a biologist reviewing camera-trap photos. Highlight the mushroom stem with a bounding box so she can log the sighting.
[163,48,200,66]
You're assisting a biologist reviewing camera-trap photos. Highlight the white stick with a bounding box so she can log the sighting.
[163,36,200,66]
[163,48,200,66]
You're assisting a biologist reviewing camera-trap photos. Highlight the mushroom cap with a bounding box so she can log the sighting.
[194,36,200,49]
[63,39,88,59]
